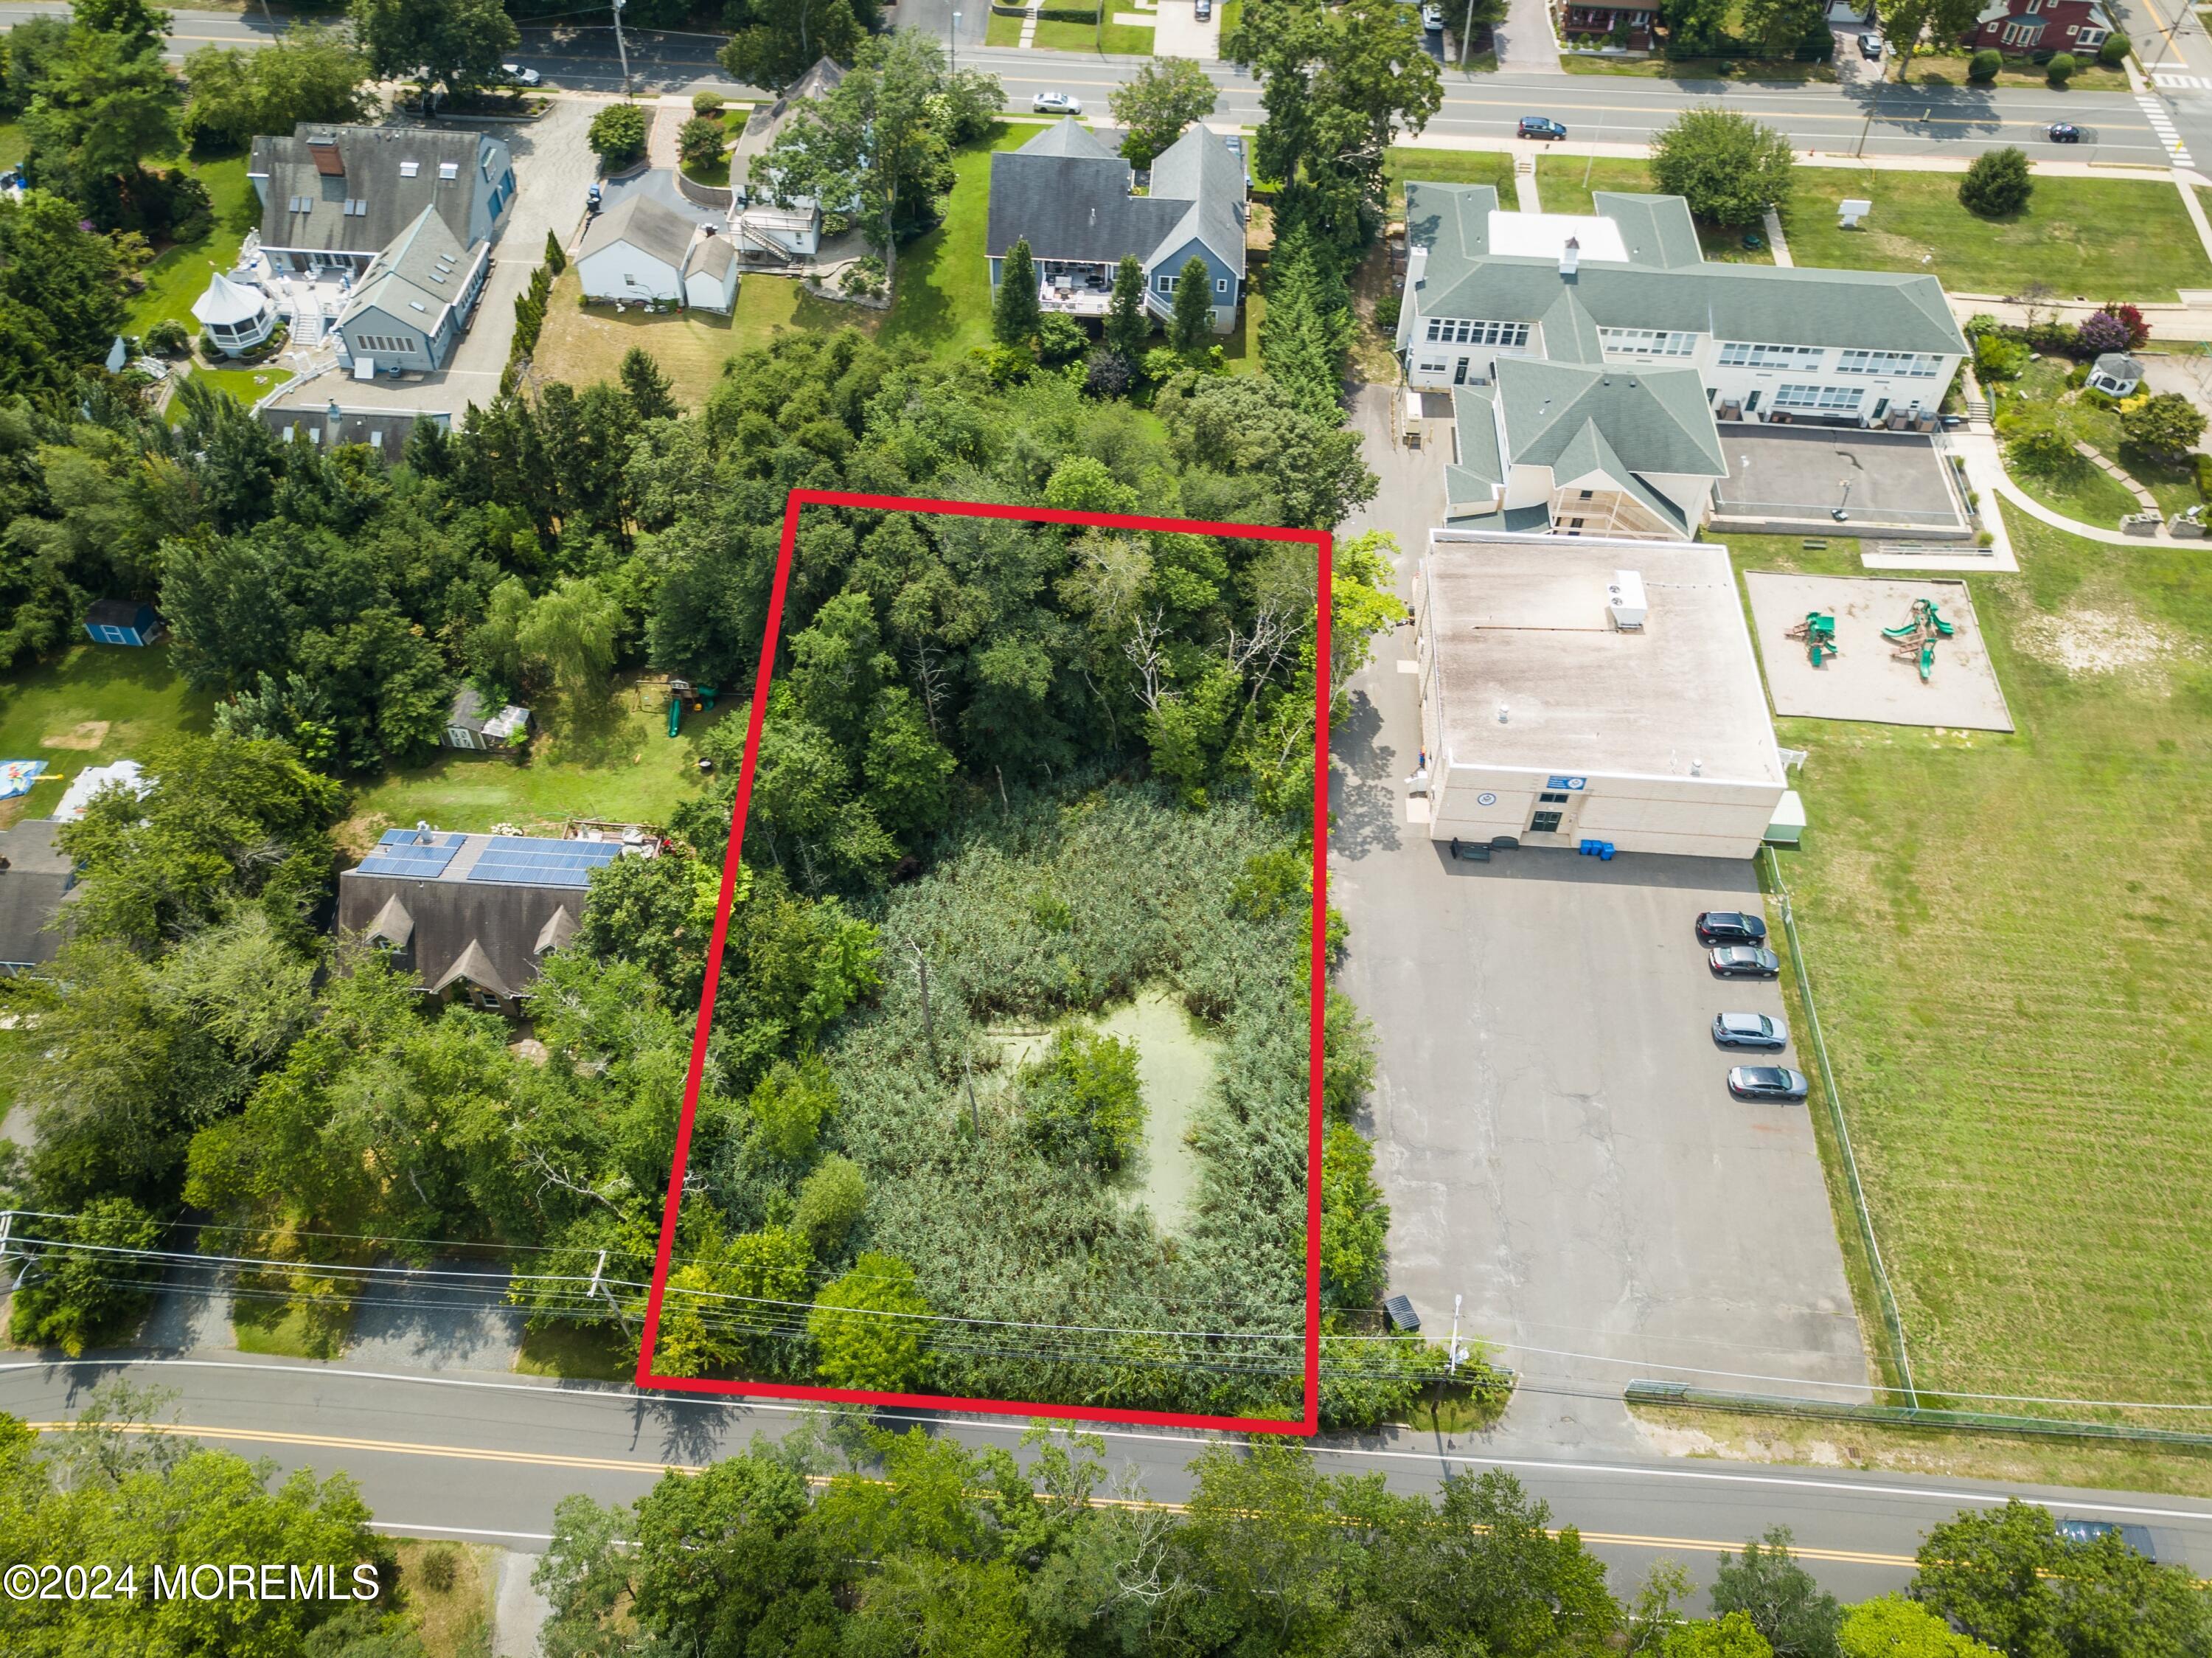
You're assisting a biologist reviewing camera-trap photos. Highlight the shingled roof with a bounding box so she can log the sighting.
[250,124,501,257]
[0,818,76,972]
[580,192,696,271]
[987,118,1247,279]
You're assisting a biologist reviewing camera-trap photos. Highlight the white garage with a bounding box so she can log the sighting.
[577,194,694,306]
[1413,532,1786,859]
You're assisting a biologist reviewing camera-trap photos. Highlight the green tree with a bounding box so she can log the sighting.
[1711,1528,1843,1658]
[678,112,725,173]
[543,226,568,274]
[1222,0,1441,254]
[1169,254,1214,350]
[1318,1120,1387,1308]
[586,100,650,168]
[1911,1498,2212,1658]
[655,1222,814,1378]
[2121,390,2206,461]
[750,1055,838,1162]
[181,25,370,150]
[1666,1614,1778,1658]
[1107,55,1219,168]
[795,1154,867,1255]
[809,1251,930,1391]
[21,25,181,216]
[349,0,517,97]
[758,31,957,280]
[0,190,125,368]
[1650,106,1795,226]
[1734,0,1825,57]
[6,1197,164,1353]
[1968,46,2002,80]
[628,1452,844,1651]
[2045,50,2077,82]
[1838,1597,2001,1658]
[1876,0,1986,71]
[619,344,676,420]
[1105,252,1150,358]
[718,0,867,91]
[1022,1027,1145,1170]
[995,236,1040,347]
[1259,222,1352,417]
[1958,146,2032,217]
[1155,370,1379,529]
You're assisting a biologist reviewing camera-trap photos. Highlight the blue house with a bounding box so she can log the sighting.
[83,600,164,648]
[986,119,1248,335]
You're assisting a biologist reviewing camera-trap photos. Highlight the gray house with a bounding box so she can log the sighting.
[248,124,515,280]
[0,818,77,975]
[337,827,628,1017]
[986,119,1248,334]
[332,207,491,372]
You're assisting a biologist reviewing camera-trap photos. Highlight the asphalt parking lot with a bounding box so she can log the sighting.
[1329,619,1868,1448]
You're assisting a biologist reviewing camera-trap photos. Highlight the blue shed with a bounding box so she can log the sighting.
[84,600,165,648]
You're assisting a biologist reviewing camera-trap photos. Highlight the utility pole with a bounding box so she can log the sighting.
[910,941,937,1065]
[952,10,963,74]
[612,0,632,100]
[1461,0,1477,68]
[1447,1292,1464,1373]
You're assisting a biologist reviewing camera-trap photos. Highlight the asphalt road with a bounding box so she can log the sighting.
[8,1351,2212,1605]
[0,3,2176,164]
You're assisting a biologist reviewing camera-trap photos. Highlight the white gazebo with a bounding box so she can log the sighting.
[191,271,278,355]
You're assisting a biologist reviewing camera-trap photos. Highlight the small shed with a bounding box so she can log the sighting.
[684,231,739,313]
[443,686,532,751]
[191,271,279,355]
[83,600,164,648]
[2087,352,2144,398]
[577,194,694,306]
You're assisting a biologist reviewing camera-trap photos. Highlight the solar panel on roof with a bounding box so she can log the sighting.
[465,836,622,888]
[355,828,467,880]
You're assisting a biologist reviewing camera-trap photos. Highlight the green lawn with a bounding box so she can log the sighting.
[1535,155,1775,263]
[1385,146,1514,218]
[1559,52,1836,80]
[881,123,1036,360]
[731,271,876,354]
[1783,169,2212,302]
[346,675,737,842]
[987,10,1024,44]
[0,644,214,826]
[1034,15,1155,52]
[1736,514,2212,1418]
[171,364,291,415]
[126,153,259,336]
[1893,52,2128,91]
[0,121,24,170]
[1986,357,2198,526]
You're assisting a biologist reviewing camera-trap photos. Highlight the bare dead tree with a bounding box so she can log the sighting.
[913,644,948,738]
[1124,609,1172,714]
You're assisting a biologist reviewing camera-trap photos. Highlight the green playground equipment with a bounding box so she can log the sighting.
[1884,597,1955,682]
[1784,609,1839,667]
[666,680,721,736]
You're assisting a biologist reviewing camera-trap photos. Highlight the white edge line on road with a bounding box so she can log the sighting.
[380,1522,554,1542]
[7,1356,2212,1527]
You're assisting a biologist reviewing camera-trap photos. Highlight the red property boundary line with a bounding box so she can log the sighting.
[635,488,1334,1435]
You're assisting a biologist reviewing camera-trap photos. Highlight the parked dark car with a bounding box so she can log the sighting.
[2057,1518,2157,1560]
[1713,1012,1789,1051]
[1696,910,1768,946]
[1518,116,1568,141]
[1710,946,1782,979]
[1728,1066,1810,1102]
[1196,0,1212,18]
[2049,122,2082,143]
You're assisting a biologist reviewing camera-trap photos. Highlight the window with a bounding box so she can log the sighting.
[1158,274,1178,293]
[1599,326,1697,357]
[1837,349,1941,377]
[1577,489,1594,500]
[1214,277,1229,294]
[1565,520,1585,530]
[1424,317,1531,347]
[1718,341,1823,367]
[1539,791,1571,804]
[439,161,459,180]
[1774,383,1864,412]
[1416,358,1449,373]
[2026,0,2041,13]
[400,160,420,177]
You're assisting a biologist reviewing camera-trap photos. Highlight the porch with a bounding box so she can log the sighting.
[1040,259,1115,316]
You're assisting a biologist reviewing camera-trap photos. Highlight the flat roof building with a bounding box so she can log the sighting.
[1413,533,1785,859]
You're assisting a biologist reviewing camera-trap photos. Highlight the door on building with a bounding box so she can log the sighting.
[1523,789,1581,842]
[1453,358,1470,385]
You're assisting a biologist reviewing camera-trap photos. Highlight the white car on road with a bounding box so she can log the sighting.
[1033,90,1082,114]
[501,62,543,86]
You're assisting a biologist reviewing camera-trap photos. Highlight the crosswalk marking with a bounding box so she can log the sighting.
[2152,71,2211,90]
[2135,92,2194,167]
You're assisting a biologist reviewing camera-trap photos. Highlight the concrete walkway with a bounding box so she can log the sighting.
[1761,207,1793,266]
[2074,439,2160,510]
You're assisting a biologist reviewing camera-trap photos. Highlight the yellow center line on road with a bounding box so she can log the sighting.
[21,1421,1920,1564]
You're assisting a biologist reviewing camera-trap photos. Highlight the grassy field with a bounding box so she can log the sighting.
[987,10,1023,44]
[532,268,736,407]
[1783,169,2212,301]
[514,1321,630,1380]
[1732,513,2212,1418]
[1535,155,1776,263]
[0,645,213,827]
[167,364,291,419]
[343,675,737,848]
[126,153,260,336]
[1385,146,1514,218]
[1034,15,1155,52]
[392,1541,498,1658]
[1560,52,1836,80]
[880,123,1036,360]
[731,272,876,353]
[1893,52,2128,91]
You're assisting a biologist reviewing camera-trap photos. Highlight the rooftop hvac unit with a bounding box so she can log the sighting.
[1607,569,1648,631]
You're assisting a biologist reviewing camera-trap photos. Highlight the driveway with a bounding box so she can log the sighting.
[1493,0,1561,72]
[1329,386,1869,1452]
[1152,0,1220,58]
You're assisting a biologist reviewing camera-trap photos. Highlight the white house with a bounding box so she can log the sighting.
[192,271,279,355]
[684,231,739,313]
[577,195,695,306]
[729,56,846,262]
